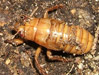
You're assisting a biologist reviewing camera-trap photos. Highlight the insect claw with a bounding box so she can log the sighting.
[5,38,24,46]
[4,39,16,46]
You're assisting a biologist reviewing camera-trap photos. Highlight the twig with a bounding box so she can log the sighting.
[30,7,38,17]
[91,24,99,54]
[66,64,74,75]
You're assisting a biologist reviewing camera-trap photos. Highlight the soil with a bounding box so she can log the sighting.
[0,0,98,75]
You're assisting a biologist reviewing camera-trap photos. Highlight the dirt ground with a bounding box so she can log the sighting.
[0,0,99,75]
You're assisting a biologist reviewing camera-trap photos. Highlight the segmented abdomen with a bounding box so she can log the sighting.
[36,19,94,55]
[25,18,94,55]
[62,24,94,54]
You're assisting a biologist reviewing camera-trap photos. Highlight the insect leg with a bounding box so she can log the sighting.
[35,46,48,75]
[5,38,24,46]
[47,50,72,62]
[44,4,64,18]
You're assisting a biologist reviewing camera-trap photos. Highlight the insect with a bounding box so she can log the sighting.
[7,4,94,75]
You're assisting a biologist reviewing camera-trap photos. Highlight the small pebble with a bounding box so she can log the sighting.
[78,63,84,70]
[5,58,11,65]
[93,56,99,60]
[70,9,76,15]
[0,32,3,36]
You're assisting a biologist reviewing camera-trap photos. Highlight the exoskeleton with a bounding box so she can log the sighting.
[8,4,94,75]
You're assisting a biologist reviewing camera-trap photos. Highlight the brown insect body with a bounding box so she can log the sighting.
[18,18,94,55]
[9,5,95,75]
